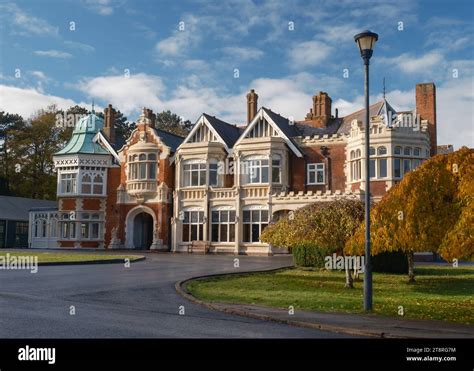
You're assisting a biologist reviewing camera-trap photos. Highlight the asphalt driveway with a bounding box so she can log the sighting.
[0,253,352,338]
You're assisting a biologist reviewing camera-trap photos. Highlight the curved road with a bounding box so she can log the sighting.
[0,253,351,338]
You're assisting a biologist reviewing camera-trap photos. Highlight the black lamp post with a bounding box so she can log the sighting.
[354,30,378,312]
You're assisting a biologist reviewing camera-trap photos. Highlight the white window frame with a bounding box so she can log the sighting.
[307,163,325,185]
[182,160,207,187]
[211,208,236,243]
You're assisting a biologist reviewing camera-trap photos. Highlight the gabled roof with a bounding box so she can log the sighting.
[153,128,184,152]
[178,114,242,152]
[336,99,397,134]
[0,196,57,221]
[235,107,303,157]
[261,108,301,138]
[202,114,242,148]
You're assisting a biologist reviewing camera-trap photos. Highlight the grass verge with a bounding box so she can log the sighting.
[187,266,474,324]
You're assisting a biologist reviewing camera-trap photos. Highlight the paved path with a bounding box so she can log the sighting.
[0,252,351,338]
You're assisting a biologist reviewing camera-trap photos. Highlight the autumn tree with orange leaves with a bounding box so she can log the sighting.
[345,147,473,282]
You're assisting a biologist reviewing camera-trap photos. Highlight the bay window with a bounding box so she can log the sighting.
[128,152,158,181]
[183,161,206,187]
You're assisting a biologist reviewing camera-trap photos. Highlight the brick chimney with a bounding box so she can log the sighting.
[416,83,437,156]
[103,104,116,145]
[305,91,332,128]
[246,89,258,124]
[144,108,156,128]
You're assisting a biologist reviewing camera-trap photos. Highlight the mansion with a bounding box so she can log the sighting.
[29,83,438,255]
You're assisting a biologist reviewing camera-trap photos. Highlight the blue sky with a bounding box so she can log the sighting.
[0,0,473,148]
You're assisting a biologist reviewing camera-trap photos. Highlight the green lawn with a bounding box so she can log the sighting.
[0,251,143,264]
[187,266,474,324]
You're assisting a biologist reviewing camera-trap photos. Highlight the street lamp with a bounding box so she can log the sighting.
[354,30,378,312]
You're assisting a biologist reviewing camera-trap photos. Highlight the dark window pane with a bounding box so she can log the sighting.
[221,211,228,222]
[212,211,219,223]
[369,159,376,178]
[243,224,250,242]
[199,169,206,185]
[198,225,203,241]
[211,224,219,242]
[191,225,198,241]
[251,224,260,242]
[251,210,260,222]
[243,210,250,223]
[191,171,198,186]
[379,159,387,177]
[229,224,235,242]
[220,224,227,242]
[261,210,268,222]
[183,225,189,241]
[394,159,401,178]
[262,166,269,182]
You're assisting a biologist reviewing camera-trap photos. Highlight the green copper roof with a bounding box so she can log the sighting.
[55,112,109,155]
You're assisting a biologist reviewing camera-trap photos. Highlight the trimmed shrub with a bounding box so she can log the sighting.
[372,251,408,274]
[293,243,328,268]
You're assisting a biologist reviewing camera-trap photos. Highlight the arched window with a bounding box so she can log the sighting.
[377,146,387,155]
[93,175,103,194]
[394,146,402,155]
[81,174,92,194]
[404,147,412,156]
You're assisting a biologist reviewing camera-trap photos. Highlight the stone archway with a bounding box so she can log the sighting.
[125,206,156,249]
[133,212,153,249]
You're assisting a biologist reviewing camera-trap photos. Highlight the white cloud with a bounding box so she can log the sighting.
[333,81,474,150]
[64,41,95,53]
[75,73,165,115]
[85,0,116,16]
[288,40,332,68]
[222,46,264,61]
[0,85,86,119]
[34,50,73,59]
[381,51,444,74]
[155,15,200,59]
[437,78,474,149]
[0,3,58,36]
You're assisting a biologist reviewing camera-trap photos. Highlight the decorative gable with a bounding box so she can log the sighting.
[246,117,279,138]
[189,121,218,143]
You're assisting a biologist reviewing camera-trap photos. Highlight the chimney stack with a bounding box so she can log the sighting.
[305,91,332,128]
[416,83,437,156]
[144,108,156,128]
[103,104,116,145]
[246,89,258,124]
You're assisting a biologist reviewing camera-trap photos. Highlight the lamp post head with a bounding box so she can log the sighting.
[354,30,379,64]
